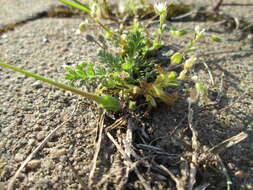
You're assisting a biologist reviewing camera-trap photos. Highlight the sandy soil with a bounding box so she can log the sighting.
[0,1,252,189]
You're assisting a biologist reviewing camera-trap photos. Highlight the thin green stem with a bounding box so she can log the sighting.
[58,0,90,13]
[0,62,98,100]
[0,62,121,111]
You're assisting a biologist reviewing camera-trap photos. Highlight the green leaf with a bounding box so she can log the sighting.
[167,71,177,80]
[98,51,122,69]
[125,30,146,57]
[58,0,90,14]
[121,62,133,71]
[210,34,221,42]
[128,101,136,110]
[96,95,122,112]
[105,79,117,88]
[170,52,183,65]
[195,82,207,92]
[170,29,188,37]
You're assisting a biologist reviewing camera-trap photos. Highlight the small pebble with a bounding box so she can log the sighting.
[234,170,247,179]
[49,148,66,157]
[0,141,5,149]
[42,37,49,43]
[28,139,36,146]
[27,160,41,169]
[2,127,11,135]
[1,34,7,39]
[31,81,43,89]
[42,159,54,169]
[36,131,46,141]
[14,153,24,162]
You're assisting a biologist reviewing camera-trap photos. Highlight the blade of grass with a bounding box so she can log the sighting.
[0,62,121,111]
[58,0,90,13]
[72,0,88,7]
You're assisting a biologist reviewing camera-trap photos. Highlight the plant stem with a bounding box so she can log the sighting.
[0,62,100,101]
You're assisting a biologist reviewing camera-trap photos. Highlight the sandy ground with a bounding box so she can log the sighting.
[0,0,61,27]
[0,0,252,189]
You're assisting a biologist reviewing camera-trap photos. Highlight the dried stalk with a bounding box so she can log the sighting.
[88,110,105,187]
[106,131,152,190]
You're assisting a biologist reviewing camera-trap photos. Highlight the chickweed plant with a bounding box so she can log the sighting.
[0,0,221,113]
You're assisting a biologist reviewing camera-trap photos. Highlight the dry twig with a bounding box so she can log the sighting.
[105,116,127,131]
[187,100,199,190]
[88,109,106,187]
[106,131,152,190]
[119,118,135,188]
[203,62,214,86]
[211,0,224,11]
[208,132,248,154]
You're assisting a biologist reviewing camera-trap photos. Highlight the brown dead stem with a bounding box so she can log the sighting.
[106,129,152,190]
[211,0,224,11]
[88,109,105,188]
[159,98,248,190]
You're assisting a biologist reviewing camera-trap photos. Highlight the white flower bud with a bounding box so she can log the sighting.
[184,56,197,71]
[154,2,167,16]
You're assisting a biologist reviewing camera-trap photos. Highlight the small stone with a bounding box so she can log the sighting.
[42,159,54,169]
[2,127,11,135]
[27,160,41,169]
[28,139,35,146]
[0,141,5,149]
[31,81,43,89]
[42,37,49,43]
[52,176,59,183]
[24,89,33,94]
[34,125,43,131]
[50,148,66,157]
[14,153,24,162]
[227,162,235,169]
[234,170,247,179]
[1,34,7,39]
[36,131,46,141]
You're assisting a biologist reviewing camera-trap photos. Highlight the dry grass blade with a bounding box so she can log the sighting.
[211,0,224,10]
[106,131,152,190]
[119,118,135,188]
[187,100,199,190]
[216,73,224,103]
[105,116,127,131]
[88,109,105,187]
[194,183,210,190]
[208,132,248,154]
[159,164,186,190]
[203,62,214,86]
[7,104,79,190]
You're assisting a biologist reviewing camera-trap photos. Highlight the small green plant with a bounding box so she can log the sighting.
[0,0,221,112]
[62,0,221,109]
